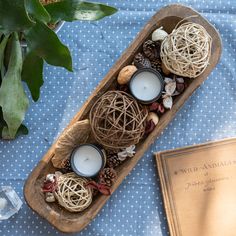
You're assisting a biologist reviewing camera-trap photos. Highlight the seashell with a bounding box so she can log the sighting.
[164,77,173,84]
[152,27,168,41]
[45,192,56,203]
[163,96,173,109]
[165,81,176,96]
[172,91,181,96]
[146,112,159,125]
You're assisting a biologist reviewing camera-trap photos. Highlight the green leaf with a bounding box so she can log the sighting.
[0,107,28,139]
[3,35,14,74]
[22,51,44,102]
[0,107,6,129]
[25,0,51,24]
[0,35,9,80]
[45,0,117,23]
[16,124,29,137]
[0,33,29,139]
[2,124,29,139]
[0,35,9,65]
[25,21,72,71]
[15,124,29,137]
[0,0,35,32]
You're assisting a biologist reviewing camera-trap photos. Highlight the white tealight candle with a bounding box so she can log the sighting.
[70,144,104,177]
[129,68,164,103]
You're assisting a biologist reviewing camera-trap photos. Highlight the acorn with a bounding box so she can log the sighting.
[117,65,137,85]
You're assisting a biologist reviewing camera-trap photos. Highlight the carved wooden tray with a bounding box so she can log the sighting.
[24,4,222,233]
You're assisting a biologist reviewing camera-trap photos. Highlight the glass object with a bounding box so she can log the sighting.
[0,186,22,220]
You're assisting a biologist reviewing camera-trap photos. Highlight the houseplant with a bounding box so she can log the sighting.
[0,0,117,139]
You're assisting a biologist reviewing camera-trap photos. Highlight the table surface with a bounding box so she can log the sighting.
[0,0,235,235]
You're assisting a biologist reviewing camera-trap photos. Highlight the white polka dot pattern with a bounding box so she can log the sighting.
[0,0,235,235]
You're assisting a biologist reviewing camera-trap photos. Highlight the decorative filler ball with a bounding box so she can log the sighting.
[89,91,148,150]
[54,173,92,212]
[160,22,212,78]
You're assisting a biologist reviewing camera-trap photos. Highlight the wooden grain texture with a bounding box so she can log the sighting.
[24,4,222,233]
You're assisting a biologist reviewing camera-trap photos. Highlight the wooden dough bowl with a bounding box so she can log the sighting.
[24,4,222,233]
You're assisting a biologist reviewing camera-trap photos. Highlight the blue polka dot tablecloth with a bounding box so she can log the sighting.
[0,0,236,235]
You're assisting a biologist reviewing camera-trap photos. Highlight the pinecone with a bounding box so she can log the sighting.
[60,158,72,173]
[99,168,117,187]
[107,154,122,168]
[150,59,162,72]
[133,53,151,69]
[143,40,160,60]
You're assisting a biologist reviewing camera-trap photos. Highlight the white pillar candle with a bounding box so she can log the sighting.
[70,144,105,177]
[129,68,164,104]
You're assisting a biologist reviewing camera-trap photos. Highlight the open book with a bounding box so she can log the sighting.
[156,138,236,236]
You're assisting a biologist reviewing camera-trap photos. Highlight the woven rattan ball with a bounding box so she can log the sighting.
[54,172,92,212]
[160,22,212,78]
[89,91,148,150]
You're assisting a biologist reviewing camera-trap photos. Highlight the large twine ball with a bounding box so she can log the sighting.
[54,173,92,212]
[89,91,148,150]
[160,22,212,78]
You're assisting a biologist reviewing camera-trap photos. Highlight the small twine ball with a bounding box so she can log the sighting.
[54,172,92,212]
[160,22,212,78]
[89,91,148,150]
